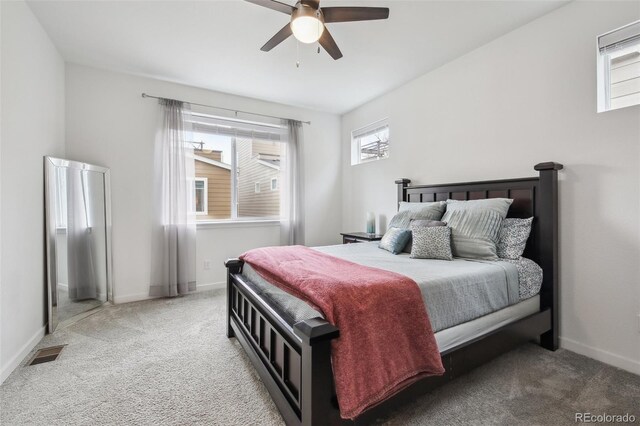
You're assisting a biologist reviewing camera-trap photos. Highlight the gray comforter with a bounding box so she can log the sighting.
[241,242,541,332]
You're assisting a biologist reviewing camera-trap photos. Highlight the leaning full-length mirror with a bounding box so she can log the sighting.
[45,157,112,333]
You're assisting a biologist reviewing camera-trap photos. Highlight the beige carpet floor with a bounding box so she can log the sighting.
[1,290,638,425]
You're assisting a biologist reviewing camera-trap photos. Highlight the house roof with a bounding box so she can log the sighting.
[257,158,280,170]
[194,155,231,171]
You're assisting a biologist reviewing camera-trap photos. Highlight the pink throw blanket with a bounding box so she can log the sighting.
[240,246,444,419]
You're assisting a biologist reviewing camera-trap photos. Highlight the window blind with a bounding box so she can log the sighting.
[187,112,288,141]
[352,119,388,139]
[598,20,640,53]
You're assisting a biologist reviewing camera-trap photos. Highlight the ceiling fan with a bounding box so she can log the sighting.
[245,0,389,60]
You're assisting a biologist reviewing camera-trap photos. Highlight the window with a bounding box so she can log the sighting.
[271,177,278,191]
[597,20,640,112]
[351,119,389,165]
[188,110,287,221]
[194,178,208,215]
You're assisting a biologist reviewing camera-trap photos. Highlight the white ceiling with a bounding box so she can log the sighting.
[27,0,568,114]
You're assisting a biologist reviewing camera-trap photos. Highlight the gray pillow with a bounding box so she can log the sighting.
[411,219,446,227]
[389,201,446,229]
[378,227,412,255]
[441,198,513,260]
[497,217,533,259]
[398,201,446,214]
[410,225,453,261]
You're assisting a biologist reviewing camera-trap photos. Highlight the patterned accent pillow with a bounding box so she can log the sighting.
[378,227,412,255]
[404,219,446,253]
[442,198,513,260]
[500,257,543,299]
[410,225,453,261]
[497,217,534,259]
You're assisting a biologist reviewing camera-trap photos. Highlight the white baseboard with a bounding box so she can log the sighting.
[196,281,226,291]
[112,281,225,305]
[0,325,46,385]
[112,293,160,304]
[560,337,640,376]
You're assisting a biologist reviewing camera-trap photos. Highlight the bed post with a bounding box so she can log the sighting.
[396,178,411,206]
[225,258,244,338]
[293,318,340,426]
[534,162,563,351]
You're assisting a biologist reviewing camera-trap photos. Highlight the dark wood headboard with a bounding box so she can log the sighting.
[395,161,563,349]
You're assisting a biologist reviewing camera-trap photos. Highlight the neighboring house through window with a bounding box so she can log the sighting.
[188,111,286,221]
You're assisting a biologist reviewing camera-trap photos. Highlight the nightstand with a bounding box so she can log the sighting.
[340,232,384,244]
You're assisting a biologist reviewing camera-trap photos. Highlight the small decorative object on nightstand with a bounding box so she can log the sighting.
[340,232,384,244]
[366,212,376,234]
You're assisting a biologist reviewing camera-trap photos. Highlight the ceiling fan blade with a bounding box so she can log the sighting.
[245,0,294,15]
[319,27,343,60]
[321,7,389,23]
[301,0,320,9]
[261,24,294,51]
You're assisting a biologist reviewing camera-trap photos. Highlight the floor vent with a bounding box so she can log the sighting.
[28,345,65,366]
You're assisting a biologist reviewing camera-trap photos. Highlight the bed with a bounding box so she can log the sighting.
[224,162,562,425]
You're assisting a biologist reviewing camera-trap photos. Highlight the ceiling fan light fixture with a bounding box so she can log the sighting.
[290,4,324,44]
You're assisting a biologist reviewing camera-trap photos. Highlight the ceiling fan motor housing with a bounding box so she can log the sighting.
[291,2,325,44]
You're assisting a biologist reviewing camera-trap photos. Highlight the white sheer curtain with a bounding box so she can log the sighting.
[280,119,305,246]
[150,99,196,297]
[66,169,97,300]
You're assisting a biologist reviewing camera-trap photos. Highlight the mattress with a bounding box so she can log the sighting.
[241,242,542,332]
[435,295,540,352]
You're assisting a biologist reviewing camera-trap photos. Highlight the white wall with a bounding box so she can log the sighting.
[196,223,281,289]
[65,64,342,303]
[0,1,66,383]
[342,0,640,374]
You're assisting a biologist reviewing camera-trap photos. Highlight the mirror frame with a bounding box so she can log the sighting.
[44,156,113,333]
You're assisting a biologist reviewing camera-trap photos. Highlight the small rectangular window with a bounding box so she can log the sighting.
[254,182,261,193]
[194,178,208,215]
[271,177,278,191]
[351,119,389,165]
[597,20,640,112]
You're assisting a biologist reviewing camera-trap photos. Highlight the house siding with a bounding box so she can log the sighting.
[195,154,231,219]
[237,139,281,218]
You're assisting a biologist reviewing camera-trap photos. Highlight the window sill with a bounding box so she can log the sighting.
[197,219,281,230]
[351,156,389,166]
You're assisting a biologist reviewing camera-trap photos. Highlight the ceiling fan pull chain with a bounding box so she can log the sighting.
[317,10,321,54]
[296,40,300,68]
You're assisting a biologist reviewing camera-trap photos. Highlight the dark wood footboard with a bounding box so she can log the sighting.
[225,259,340,425]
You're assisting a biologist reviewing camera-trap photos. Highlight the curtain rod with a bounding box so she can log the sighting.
[141,93,311,125]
